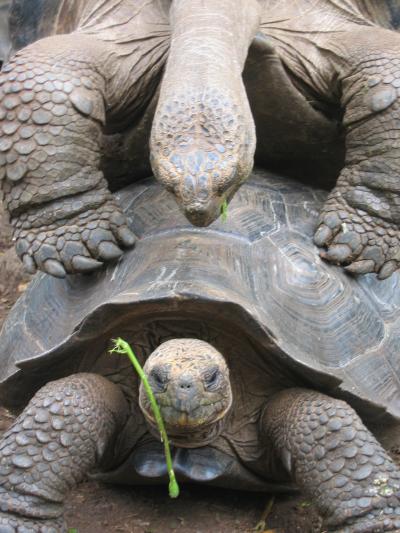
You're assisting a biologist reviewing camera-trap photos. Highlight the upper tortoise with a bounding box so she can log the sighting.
[0,170,399,532]
[1,0,400,277]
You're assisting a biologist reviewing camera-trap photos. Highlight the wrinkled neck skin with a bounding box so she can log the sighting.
[164,0,259,89]
[143,405,232,449]
[77,0,171,130]
[151,0,261,226]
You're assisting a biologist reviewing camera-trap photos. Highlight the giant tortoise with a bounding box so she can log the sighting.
[0,170,399,532]
[2,1,400,276]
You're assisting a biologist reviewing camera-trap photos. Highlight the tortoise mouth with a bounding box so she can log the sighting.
[143,399,232,431]
[183,203,221,227]
[180,181,239,227]
[142,402,232,448]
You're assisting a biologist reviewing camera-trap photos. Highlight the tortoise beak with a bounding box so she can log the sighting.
[179,174,236,226]
[183,199,221,227]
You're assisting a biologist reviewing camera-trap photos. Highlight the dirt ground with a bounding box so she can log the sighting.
[0,205,374,533]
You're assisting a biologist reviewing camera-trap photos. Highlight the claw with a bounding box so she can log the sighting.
[332,230,363,256]
[60,241,91,272]
[321,212,341,229]
[22,254,36,274]
[97,241,123,261]
[345,260,375,275]
[314,225,333,247]
[320,244,353,264]
[43,259,66,278]
[34,244,59,267]
[15,238,29,257]
[71,255,103,273]
[86,228,115,255]
[357,245,385,267]
[378,260,398,280]
[115,226,136,248]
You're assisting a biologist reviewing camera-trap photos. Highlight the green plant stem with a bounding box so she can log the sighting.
[221,200,228,222]
[110,338,179,498]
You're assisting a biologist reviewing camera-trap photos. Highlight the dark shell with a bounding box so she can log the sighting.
[0,169,399,422]
[389,0,400,29]
[369,0,400,30]
[8,0,64,52]
[0,1,10,63]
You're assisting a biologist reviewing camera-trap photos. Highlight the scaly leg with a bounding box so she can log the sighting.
[0,33,136,277]
[0,373,128,532]
[263,388,400,532]
[314,28,400,279]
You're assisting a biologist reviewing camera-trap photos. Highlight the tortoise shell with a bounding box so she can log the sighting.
[0,169,399,424]
[8,0,66,52]
[0,1,10,63]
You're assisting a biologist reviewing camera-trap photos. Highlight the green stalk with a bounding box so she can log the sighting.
[221,200,228,222]
[109,338,180,498]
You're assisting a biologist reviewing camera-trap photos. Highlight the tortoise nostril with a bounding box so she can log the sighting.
[177,377,194,390]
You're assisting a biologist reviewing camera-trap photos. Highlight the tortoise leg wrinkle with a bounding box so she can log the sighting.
[314,29,400,279]
[0,373,128,532]
[0,34,135,277]
[263,389,400,533]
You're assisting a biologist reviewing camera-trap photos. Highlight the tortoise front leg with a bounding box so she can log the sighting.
[0,373,128,532]
[262,388,400,533]
[314,28,400,279]
[0,33,136,277]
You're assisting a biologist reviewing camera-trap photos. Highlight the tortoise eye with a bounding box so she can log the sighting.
[151,368,168,390]
[203,367,220,390]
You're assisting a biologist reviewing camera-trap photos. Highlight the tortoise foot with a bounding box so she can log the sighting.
[314,183,400,280]
[0,512,64,533]
[13,198,136,276]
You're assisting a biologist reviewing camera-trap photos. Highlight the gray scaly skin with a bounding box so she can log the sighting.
[0,0,261,274]
[0,339,398,532]
[0,36,134,277]
[0,34,137,277]
[264,390,400,533]
[312,27,400,280]
[0,373,128,532]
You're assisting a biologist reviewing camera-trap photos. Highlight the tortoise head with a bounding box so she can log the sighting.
[150,0,260,226]
[139,339,232,445]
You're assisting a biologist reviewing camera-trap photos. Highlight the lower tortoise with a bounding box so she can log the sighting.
[0,170,400,532]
